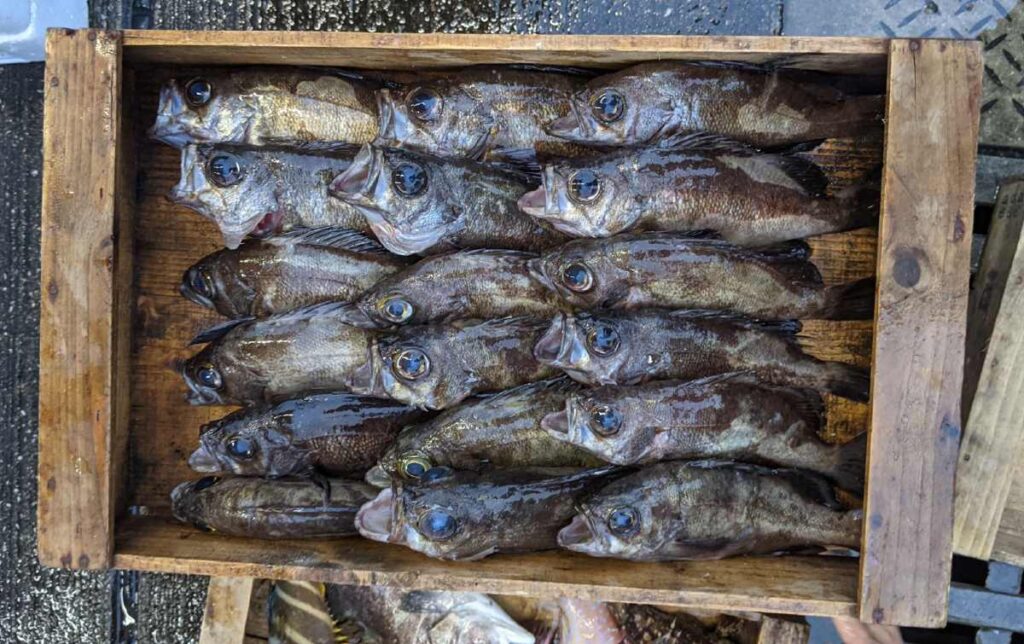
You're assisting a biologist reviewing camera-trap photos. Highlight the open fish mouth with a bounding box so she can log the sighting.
[543,98,592,142]
[329,144,380,205]
[364,465,392,488]
[534,313,587,371]
[372,89,400,148]
[249,211,283,239]
[187,443,222,473]
[179,269,216,310]
[540,409,570,437]
[557,511,603,555]
[355,486,403,544]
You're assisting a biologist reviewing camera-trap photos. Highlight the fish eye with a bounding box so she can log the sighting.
[419,509,458,541]
[391,162,427,197]
[207,153,244,187]
[381,297,414,324]
[226,435,257,460]
[568,169,602,204]
[193,476,221,492]
[586,324,620,356]
[407,87,442,122]
[186,268,213,298]
[561,262,593,292]
[589,405,622,436]
[195,363,222,390]
[399,454,432,480]
[185,78,213,107]
[422,466,453,482]
[394,348,430,381]
[591,89,625,123]
[607,507,639,536]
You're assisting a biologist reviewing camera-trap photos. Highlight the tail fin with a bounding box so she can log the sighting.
[831,433,867,494]
[823,362,870,402]
[822,277,876,320]
[836,180,882,228]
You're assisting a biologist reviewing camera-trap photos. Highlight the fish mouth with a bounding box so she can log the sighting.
[557,512,602,554]
[525,257,558,293]
[373,89,399,148]
[329,144,379,204]
[534,313,586,370]
[544,112,584,141]
[187,444,222,473]
[517,185,548,219]
[169,481,195,522]
[249,211,283,239]
[355,486,401,543]
[179,268,215,310]
[364,465,392,488]
[148,82,192,148]
[540,410,570,437]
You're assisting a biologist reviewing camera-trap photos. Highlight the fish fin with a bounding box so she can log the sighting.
[665,535,751,560]
[503,63,600,77]
[673,229,723,240]
[260,300,379,329]
[459,546,498,562]
[489,146,543,173]
[190,317,254,345]
[837,180,882,224]
[657,131,762,154]
[740,240,824,288]
[476,376,581,403]
[310,471,333,506]
[776,386,826,434]
[821,277,876,320]
[667,309,802,335]
[446,248,539,259]
[778,467,844,510]
[831,433,867,494]
[267,226,391,255]
[334,617,364,644]
[822,362,870,402]
[466,123,497,163]
[679,371,760,388]
[770,153,830,197]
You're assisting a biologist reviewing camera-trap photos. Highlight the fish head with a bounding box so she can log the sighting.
[542,386,654,465]
[149,75,255,148]
[544,71,669,147]
[168,145,281,249]
[375,84,495,161]
[182,340,267,406]
[518,160,637,238]
[534,312,630,386]
[189,405,302,477]
[330,145,454,255]
[527,238,629,309]
[358,287,418,327]
[374,328,474,410]
[557,475,659,559]
[170,476,224,533]
[180,249,256,318]
[419,594,535,644]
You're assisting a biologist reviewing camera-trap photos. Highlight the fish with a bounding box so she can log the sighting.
[374,65,588,165]
[533,309,869,401]
[181,227,409,318]
[355,249,565,326]
[269,581,359,644]
[366,378,604,486]
[169,145,371,249]
[556,599,736,644]
[181,302,379,406]
[527,234,875,320]
[542,373,866,492]
[329,145,567,255]
[554,598,627,644]
[371,316,560,410]
[558,460,862,561]
[327,585,534,644]
[544,61,883,149]
[170,475,378,539]
[356,466,617,560]
[149,68,378,149]
[517,141,877,243]
[188,392,429,479]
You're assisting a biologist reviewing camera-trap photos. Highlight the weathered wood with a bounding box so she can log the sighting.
[199,577,255,644]
[859,39,980,628]
[757,616,810,644]
[992,466,1024,567]
[37,28,126,571]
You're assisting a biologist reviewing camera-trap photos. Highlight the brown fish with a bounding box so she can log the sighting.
[545,61,882,149]
[534,310,869,401]
[542,374,865,492]
[528,234,874,320]
[356,467,616,560]
[269,581,355,644]
[181,227,408,318]
[356,249,565,326]
[558,460,861,561]
[149,68,378,149]
[171,475,378,539]
[372,316,560,410]
[181,302,379,406]
[518,142,877,243]
[188,392,429,478]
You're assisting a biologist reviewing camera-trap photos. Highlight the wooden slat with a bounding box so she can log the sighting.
[37,28,124,570]
[992,466,1024,567]
[859,39,980,627]
[757,616,810,644]
[200,577,255,644]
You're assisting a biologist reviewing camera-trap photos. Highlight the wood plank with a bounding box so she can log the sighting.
[757,616,810,644]
[992,466,1024,567]
[113,517,859,619]
[200,577,255,644]
[121,31,888,74]
[37,28,124,570]
[859,39,980,628]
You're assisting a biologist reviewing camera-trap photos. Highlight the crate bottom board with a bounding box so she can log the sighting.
[113,515,859,617]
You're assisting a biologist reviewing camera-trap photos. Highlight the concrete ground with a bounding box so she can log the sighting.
[0,1,1021,641]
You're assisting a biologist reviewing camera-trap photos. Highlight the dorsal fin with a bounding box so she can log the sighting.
[267,226,391,255]
[656,132,761,154]
[476,376,581,403]
[666,309,802,335]
[190,317,255,345]
[258,300,379,329]
[686,460,843,510]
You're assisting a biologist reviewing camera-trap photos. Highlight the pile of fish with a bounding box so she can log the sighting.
[158,61,878,564]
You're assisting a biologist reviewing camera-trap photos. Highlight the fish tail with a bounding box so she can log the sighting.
[821,277,876,320]
[834,180,882,227]
[830,433,867,494]
[821,361,870,402]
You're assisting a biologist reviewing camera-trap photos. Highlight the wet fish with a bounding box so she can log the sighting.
[356,249,565,326]
[366,378,604,486]
[149,68,378,149]
[181,227,408,318]
[356,467,616,560]
[327,585,534,644]
[544,61,883,149]
[557,599,735,644]
[170,145,371,249]
[558,460,862,561]
[542,374,866,492]
[188,392,428,478]
[371,316,560,410]
[517,142,877,243]
[329,145,567,255]
[171,475,377,539]
[374,65,588,165]
[534,310,869,401]
[555,598,627,644]
[269,581,357,644]
[528,234,874,320]
[181,302,379,406]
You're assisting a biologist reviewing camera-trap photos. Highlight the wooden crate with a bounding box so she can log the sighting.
[37,30,980,628]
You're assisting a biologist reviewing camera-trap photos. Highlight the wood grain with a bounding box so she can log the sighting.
[859,39,980,628]
[992,466,1024,567]
[199,577,255,644]
[757,616,810,644]
[37,28,126,571]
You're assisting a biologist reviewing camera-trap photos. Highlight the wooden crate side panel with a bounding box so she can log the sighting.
[860,39,980,628]
[992,465,1024,567]
[37,28,124,570]
[200,577,255,644]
